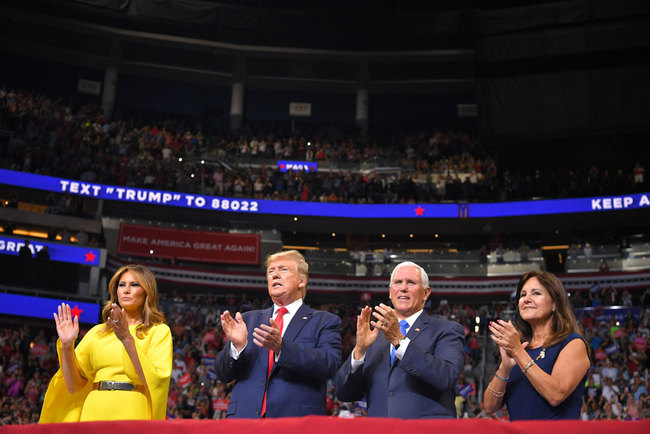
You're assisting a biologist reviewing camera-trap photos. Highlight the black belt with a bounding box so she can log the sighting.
[93,381,145,393]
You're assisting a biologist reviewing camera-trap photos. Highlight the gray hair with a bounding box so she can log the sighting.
[390,261,430,288]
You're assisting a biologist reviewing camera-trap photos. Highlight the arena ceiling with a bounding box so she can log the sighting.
[0,0,485,93]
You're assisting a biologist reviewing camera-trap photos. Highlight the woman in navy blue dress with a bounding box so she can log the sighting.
[483,271,590,420]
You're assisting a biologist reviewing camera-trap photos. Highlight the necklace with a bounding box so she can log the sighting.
[531,336,547,360]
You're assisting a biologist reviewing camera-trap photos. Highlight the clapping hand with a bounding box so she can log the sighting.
[221,311,248,352]
[353,306,380,359]
[489,319,528,369]
[253,318,283,354]
[371,303,403,346]
[106,303,130,342]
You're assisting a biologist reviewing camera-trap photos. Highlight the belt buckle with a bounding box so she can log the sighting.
[102,380,116,390]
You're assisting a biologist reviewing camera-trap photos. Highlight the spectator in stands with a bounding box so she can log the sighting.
[2,220,15,235]
[59,226,72,244]
[619,238,631,259]
[599,259,610,273]
[18,240,32,259]
[621,289,633,307]
[6,190,18,208]
[484,271,590,420]
[3,85,648,205]
[518,242,530,263]
[602,286,618,306]
[583,242,593,259]
[215,250,342,418]
[46,227,57,241]
[567,242,580,261]
[35,245,50,261]
[641,289,650,306]
[39,264,172,422]
[495,244,505,264]
[75,228,88,246]
[478,245,488,265]
[45,192,57,214]
[335,261,465,418]
[633,162,644,186]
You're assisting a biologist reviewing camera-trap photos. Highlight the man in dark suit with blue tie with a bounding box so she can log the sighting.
[216,250,342,418]
[336,261,464,418]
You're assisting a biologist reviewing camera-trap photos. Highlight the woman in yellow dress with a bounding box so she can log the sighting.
[40,264,173,422]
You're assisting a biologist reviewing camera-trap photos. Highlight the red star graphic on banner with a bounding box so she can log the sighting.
[414,206,425,216]
[280,164,285,169]
[84,251,97,263]
[70,304,84,319]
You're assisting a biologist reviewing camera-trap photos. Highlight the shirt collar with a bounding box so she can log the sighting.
[274,298,303,316]
[401,309,424,330]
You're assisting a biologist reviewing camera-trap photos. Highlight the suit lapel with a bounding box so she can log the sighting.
[406,312,430,343]
[388,312,430,369]
[260,306,274,328]
[268,303,312,377]
[282,303,312,342]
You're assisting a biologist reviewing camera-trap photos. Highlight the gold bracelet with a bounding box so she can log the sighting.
[523,359,536,375]
[487,385,505,397]
[495,372,509,382]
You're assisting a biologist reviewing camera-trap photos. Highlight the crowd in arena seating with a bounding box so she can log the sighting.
[1,87,646,207]
[1,286,648,424]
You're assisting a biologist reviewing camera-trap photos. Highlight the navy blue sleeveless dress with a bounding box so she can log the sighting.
[504,333,587,420]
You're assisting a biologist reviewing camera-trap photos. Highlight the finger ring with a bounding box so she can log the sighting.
[499,334,503,339]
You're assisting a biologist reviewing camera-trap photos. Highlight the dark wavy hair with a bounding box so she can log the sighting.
[512,270,585,349]
[101,264,166,338]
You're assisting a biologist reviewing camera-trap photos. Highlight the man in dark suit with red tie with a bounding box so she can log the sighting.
[216,250,342,418]
[336,261,464,418]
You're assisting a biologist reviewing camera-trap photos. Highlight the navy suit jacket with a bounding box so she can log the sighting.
[336,313,464,418]
[216,303,342,418]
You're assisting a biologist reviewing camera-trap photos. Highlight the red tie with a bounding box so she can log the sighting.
[261,306,288,417]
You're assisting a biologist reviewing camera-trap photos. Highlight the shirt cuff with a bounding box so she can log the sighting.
[230,342,247,360]
[394,337,410,360]
[350,352,366,373]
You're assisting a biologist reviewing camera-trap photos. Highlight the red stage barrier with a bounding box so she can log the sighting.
[3,417,649,434]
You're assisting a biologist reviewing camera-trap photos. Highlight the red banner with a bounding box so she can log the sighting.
[117,223,260,265]
[178,373,191,388]
[634,337,648,351]
[213,398,229,412]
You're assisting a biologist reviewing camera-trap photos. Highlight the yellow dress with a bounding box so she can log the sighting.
[39,323,172,422]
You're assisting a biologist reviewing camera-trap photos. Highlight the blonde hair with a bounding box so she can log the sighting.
[101,264,166,338]
[265,250,309,297]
